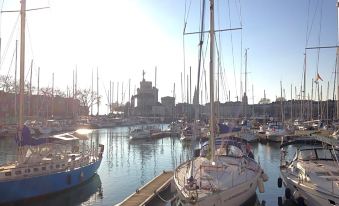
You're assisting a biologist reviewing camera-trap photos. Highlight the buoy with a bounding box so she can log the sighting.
[285,188,291,199]
[278,177,282,188]
[257,177,265,193]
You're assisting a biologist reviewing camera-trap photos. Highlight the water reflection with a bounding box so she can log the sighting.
[0,126,296,206]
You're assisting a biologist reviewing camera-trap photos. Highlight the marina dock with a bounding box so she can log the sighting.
[117,170,174,206]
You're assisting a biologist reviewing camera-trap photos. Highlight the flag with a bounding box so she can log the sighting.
[315,72,323,82]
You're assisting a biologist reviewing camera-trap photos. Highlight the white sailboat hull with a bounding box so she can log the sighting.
[175,175,258,206]
[174,156,264,206]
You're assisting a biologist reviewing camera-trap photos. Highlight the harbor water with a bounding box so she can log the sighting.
[0,125,293,206]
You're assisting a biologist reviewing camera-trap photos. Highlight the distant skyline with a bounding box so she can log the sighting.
[0,0,337,114]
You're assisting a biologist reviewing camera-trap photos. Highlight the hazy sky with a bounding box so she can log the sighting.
[0,0,337,114]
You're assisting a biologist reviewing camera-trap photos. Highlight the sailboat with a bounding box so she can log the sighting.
[0,1,104,204]
[173,1,267,205]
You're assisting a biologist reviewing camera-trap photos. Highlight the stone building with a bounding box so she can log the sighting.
[131,71,159,116]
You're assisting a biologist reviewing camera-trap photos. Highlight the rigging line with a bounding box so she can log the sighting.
[183,0,192,34]
[196,0,206,100]
[227,0,238,98]
[306,0,321,47]
[5,43,15,79]
[234,0,243,25]
[315,0,323,75]
[304,0,311,48]
[0,13,19,71]
[215,36,228,102]
[26,18,35,64]
[0,0,5,36]
[204,34,210,103]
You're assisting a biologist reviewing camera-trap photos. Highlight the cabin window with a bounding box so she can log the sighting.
[5,172,11,176]
[56,165,60,169]
[50,165,53,169]
[317,149,332,160]
[34,168,39,172]
[42,167,46,171]
[25,169,30,173]
[299,150,316,161]
[15,170,22,175]
[62,164,65,167]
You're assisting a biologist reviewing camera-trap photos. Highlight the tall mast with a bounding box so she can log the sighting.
[97,67,99,115]
[109,80,112,113]
[280,81,283,122]
[190,66,192,104]
[209,0,216,162]
[52,72,54,118]
[155,66,157,89]
[37,67,40,117]
[291,84,293,122]
[28,60,33,117]
[336,0,339,119]
[303,53,306,101]
[91,69,93,116]
[14,40,18,122]
[244,48,248,119]
[19,0,26,128]
[122,82,124,105]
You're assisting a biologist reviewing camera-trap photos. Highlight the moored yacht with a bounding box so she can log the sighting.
[279,138,339,206]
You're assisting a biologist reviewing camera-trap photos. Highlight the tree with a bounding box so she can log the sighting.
[76,89,100,111]
[0,75,14,92]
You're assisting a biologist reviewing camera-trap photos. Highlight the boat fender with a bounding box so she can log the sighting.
[261,171,269,182]
[277,196,283,206]
[285,188,291,199]
[257,177,265,193]
[278,177,282,188]
[293,190,300,200]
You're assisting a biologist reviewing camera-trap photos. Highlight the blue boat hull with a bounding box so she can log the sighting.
[0,159,102,204]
